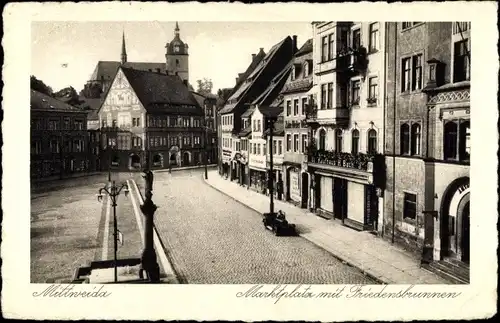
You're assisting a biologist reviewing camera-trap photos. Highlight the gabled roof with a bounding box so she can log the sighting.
[295,38,313,57]
[258,105,282,118]
[90,61,166,82]
[238,125,252,137]
[263,120,285,136]
[220,36,293,115]
[31,90,82,112]
[118,67,202,115]
[252,62,292,106]
[241,106,256,118]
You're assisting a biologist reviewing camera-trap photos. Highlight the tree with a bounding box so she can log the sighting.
[53,86,84,107]
[196,78,213,95]
[30,75,53,96]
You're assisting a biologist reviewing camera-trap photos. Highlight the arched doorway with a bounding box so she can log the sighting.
[129,154,141,170]
[440,176,470,263]
[183,152,191,166]
[169,145,180,167]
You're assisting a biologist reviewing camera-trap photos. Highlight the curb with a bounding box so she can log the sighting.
[153,164,218,174]
[201,174,387,285]
[129,179,180,284]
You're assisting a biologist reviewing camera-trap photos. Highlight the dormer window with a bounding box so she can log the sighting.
[304,61,310,77]
[291,66,296,81]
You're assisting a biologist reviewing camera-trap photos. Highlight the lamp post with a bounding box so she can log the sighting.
[204,118,209,180]
[267,117,277,215]
[140,168,160,282]
[97,181,130,283]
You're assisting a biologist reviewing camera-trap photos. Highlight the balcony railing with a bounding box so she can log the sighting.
[308,149,382,172]
[336,46,368,74]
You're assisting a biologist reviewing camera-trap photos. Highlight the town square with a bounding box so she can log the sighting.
[28,20,471,285]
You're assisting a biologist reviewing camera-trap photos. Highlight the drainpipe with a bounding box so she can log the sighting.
[381,22,388,238]
[391,22,397,244]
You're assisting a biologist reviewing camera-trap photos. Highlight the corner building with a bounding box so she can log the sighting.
[306,22,386,232]
[384,22,470,282]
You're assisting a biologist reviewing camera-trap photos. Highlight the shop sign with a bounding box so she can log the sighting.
[290,170,301,202]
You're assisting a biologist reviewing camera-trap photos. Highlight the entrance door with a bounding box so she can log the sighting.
[333,178,348,220]
[461,202,470,264]
[170,153,177,166]
[183,152,190,166]
[301,173,309,208]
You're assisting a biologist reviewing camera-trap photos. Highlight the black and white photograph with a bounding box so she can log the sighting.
[2,1,497,321]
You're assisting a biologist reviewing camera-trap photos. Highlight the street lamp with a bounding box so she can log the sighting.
[97,181,130,283]
[204,117,209,180]
[267,116,278,215]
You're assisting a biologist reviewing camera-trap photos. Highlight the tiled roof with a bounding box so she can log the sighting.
[295,38,313,57]
[226,50,266,102]
[281,78,313,94]
[31,90,82,112]
[120,67,202,115]
[252,62,292,106]
[238,126,252,137]
[259,106,282,118]
[90,61,166,82]
[241,106,256,118]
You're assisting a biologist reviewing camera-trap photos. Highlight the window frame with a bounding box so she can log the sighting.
[403,192,418,220]
[351,129,360,154]
[369,22,379,52]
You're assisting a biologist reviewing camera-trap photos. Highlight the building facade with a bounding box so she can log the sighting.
[281,38,314,208]
[306,22,386,232]
[219,36,297,181]
[192,91,219,164]
[384,22,470,279]
[98,66,204,171]
[31,90,90,180]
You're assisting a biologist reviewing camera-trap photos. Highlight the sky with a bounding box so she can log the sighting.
[31,21,312,93]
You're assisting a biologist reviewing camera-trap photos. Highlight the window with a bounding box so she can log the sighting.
[368,77,378,102]
[286,101,292,116]
[176,59,180,66]
[64,118,70,129]
[411,124,421,155]
[321,84,327,109]
[278,141,282,155]
[286,134,292,151]
[257,144,261,155]
[304,62,309,77]
[327,83,333,109]
[321,36,328,62]
[257,120,261,132]
[273,140,277,155]
[351,80,361,105]
[340,29,349,50]
[402,58,411,92]
[352,29,361,50]
[293,134,299,152]
[454,39,470,82]
[328,33,335,60]
[368,129,378,154]
[102,119,107,127]
[403,193,417,220]
[293,99,299,115]
[369,23,379,52]
[194,136,201,145]
[73,139,83,152]
[112,120,117,128]
[301,98,307,115]
[291,66,296,81]
[444,121,458,160]
[412,55,423,90]
[453,22,470,35]
[319,129,326,150]
[339,85,348,107]
[351,129,359,154]
[253,143,256,154]
[48,120,59,130]
[32,140,42,154]
[49,139,59,153]
[459,121,471,161]
[400,123,410,155]
[263,144,266,155]
[335,129,343,152]
[302,134,308,153]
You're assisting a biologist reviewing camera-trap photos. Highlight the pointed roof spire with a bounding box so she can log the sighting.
[121,30,127,64]
[175,21,180,36]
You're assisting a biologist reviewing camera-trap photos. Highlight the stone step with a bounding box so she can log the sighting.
[425,260,470,284]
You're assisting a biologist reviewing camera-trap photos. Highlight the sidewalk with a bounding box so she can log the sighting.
[203,170,449,284]
[153,164,217,173]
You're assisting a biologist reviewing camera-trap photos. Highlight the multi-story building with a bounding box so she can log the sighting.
[98,66,204,171]
[384,22,470,282]
[306,22,386,232]
[220,36,297,181]
[192,91,218,163]
[219,50,267,177]
[281,38,314,208]
[30,90,90,180]
[216,88,233,175]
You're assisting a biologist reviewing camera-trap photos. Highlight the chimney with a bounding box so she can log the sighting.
[252,53,256,60]
[292,35,298,53]
[236,77,239,84]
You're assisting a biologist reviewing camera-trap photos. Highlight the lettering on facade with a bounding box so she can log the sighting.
[290,170,301,202]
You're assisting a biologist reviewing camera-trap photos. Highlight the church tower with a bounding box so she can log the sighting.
[165,22,189,83]
[121,31,127,65]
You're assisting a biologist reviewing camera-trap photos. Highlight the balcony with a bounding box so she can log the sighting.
[336,46,368,75]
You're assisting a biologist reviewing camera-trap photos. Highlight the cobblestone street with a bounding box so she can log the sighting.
[149,169,378,284]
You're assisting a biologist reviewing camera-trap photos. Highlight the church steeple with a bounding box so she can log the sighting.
[121,31,127,64]
[175,21,180,37]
